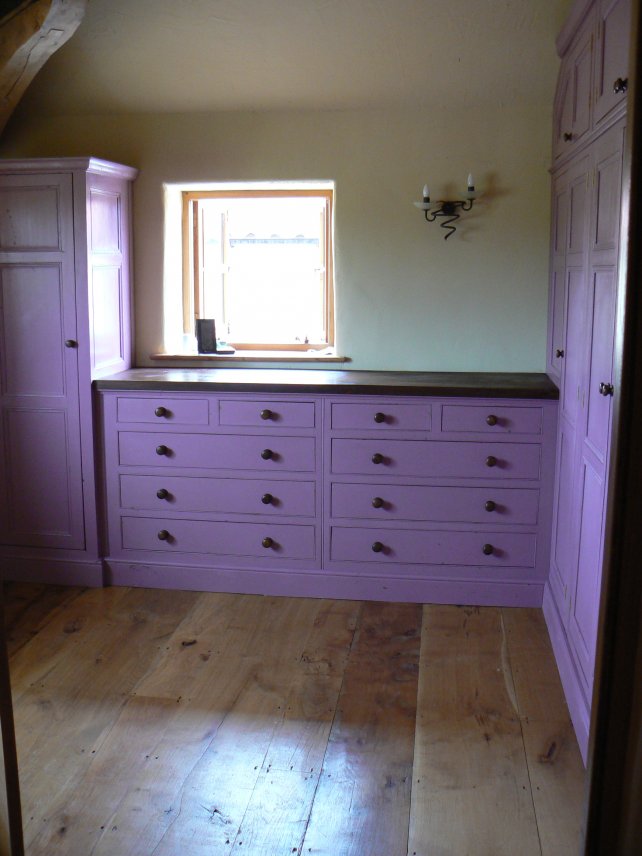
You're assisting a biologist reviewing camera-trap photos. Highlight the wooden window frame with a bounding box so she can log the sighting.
[182,188,334,351]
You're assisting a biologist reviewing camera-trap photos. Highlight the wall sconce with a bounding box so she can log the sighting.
[414,174,478,239]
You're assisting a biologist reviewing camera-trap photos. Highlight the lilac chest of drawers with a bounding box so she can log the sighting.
[97,369,558,606]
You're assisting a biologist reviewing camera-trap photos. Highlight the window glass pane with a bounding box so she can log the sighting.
[199,195,328,345]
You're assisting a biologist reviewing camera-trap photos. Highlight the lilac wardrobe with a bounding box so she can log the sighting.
[0,158,137,584]
[544,0,631,762]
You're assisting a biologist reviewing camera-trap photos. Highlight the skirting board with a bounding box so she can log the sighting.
[104,559,545,607]
[542,582,590,765]
[0,556,104,587]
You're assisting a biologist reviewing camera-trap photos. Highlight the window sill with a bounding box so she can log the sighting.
[150,350,349,363]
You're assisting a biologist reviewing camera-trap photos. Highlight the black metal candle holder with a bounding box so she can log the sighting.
[414,188,478,239]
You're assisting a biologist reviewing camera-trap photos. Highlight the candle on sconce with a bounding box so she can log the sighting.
[423,184,430,201]
[467,173,474,191]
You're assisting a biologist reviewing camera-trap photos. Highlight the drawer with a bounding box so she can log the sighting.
[120,474,316,517]
[331,439,541,480]
[331,483,539,525]
[441,405,543,435]
[330,527,536,567]
[219,399,315,428]
[117,396,209,425]
[121,516,316,559]
[330,402,431,431]
[119,432,316,472]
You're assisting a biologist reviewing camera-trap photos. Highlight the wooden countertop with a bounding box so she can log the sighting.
[94,369,559,399]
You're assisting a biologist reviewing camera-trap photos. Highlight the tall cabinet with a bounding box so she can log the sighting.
[0,158,137,583]
[545,0,630,763]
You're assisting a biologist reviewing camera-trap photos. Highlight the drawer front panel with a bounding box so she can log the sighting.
[331,439,541,480]
[441,405,543,435]
[330,402,431,431]
[121,516,316,559]
[119,432,316,472]
[219,399,315,428]
[330,527,537,567]
[117,397,209,425]
[120,474,316,517]
[331,483,539,524]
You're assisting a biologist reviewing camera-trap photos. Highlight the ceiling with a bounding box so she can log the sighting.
[18,0,573,116]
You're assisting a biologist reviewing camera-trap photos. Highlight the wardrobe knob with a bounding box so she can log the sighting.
[613,77,628,94]
[155,406,168,417]
[261,448,274,460]
[262,536,275,549]
[599,382,614,397]
[156,445,170,456]
[372,496,384,508]
[555,349,565,358]
[260,409,273,421]
[64,339,78,348]
[371,453,384,465]
[261,493,274,505]
[563,132,573,141]
[485,500,496,512]
[157,529,170,541]
[486,414,498,426]
[371,541,384,553]
[482,543,494,556]
[373,412,386,424]
[156,488,170,500]
[485,455,498,468]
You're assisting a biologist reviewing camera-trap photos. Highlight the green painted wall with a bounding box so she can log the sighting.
[0,104,553,371]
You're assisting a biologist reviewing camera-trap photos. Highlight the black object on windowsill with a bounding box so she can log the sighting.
[196,319,217,353]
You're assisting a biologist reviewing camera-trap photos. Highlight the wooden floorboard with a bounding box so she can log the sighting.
[408,605,542,856]
[501,607,586,855]
[2,584,585,855]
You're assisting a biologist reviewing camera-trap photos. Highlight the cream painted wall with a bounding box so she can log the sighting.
[0,104,553,371]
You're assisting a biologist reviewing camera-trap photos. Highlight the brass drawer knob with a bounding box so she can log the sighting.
[154,406,168,417]
[157,529,170,541]
[261,448,274,460]
[371,541,384,553]
[486,414,498,426]
[156,444,170,456]
[372,497,384,508]
[373,412,386,424]
[485,500,496,512]
[261,493,274,505]
[156,488,170,500]
[64,339,78,348]
[371,452,385,465]
[485,455,498,468]
[262,536,275,549]
[482,543,494,556]
[260,409,273,420]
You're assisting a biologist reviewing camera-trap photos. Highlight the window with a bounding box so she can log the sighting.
[182,186,334,351]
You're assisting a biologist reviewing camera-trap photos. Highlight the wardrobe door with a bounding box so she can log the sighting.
[0,173,85,549]
[594,0,631,127]
[568,120,624,691]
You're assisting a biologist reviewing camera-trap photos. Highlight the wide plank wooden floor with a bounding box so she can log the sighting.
[2,583,585,855]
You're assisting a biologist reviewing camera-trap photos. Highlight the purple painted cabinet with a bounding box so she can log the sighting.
[98,386,557,606]
[545,0,629,764]
[0,158,136,584]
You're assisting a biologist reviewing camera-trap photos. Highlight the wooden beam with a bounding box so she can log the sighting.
[0,0,87,137]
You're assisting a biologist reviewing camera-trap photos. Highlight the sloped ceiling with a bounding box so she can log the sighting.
[15,0,574,117]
